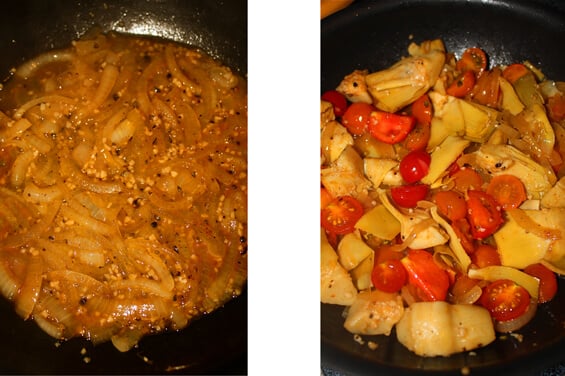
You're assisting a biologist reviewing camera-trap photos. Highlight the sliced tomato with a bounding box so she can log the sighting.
[341,102,375,135]
[466,190,503,239]
[371,259,407,293]
[368,111,415,144]
[486,174,527,210]
[434,190,467,221]
[480,279,531,322]
[446,161,461,177]
[456,47,488,77]
[452,218,476,255]
[321,195,364,235]
[547,92,565,122]
[447,70,476,98]
[471,244,501,268]
[411,94,433,126]
[471,67,501,107]
[403,121,431,151]
[321,90,348,117]
[399,150,431,184]
[502,63,529,84]
[524,263,558,303]
[401,249,450,301]
[452,167,484,192]
[390,184,429,208]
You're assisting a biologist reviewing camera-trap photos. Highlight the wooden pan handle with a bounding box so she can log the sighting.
[321,0,354,19]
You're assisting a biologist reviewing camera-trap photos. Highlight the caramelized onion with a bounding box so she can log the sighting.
[0,32,247,352]
[507,209,561,240]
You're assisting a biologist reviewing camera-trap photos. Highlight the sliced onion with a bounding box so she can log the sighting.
[111,330,143,352]
[15,255,43,319]
[496,121,521,139]
[452,285,483,305]
[507,209,560,241]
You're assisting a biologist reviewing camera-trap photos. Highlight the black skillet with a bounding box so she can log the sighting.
[321,0,565,375]
[0,0,247,374]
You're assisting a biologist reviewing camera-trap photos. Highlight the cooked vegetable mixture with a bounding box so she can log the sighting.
[320,39,565,357]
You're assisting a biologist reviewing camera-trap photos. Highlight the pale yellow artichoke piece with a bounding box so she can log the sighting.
[321,229,358,305]
[344,290,404,336]
[365,39,445,113]
[470,144,556,199]
[336,69,373,104]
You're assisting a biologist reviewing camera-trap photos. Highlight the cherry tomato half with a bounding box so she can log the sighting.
[403,121,431,151]
[486,174,527,210]
[434,190,467,222]
[466,190,503,239]
[368,111,415,144]
[471,244,501,268]
[401,249,450,301]
[480,279,531,322]
[447,70,476,98]
[452,167,484,193]
[524,263,558,303]
[390,184,429,208]
[411,94,433,126]
[502,63,529,84]
[456,47,488,78]
[547,92,565,122]
[452,218,476,255]
[320,195,364,235]
[321,90,348,117]
[341,102,375,135]
[371,259,407,293]
[399,150,431,184]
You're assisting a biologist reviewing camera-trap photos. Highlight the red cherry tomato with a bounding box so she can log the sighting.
[341,102,375,135]
[456,47,488,78]
[403,122,431,151]
[524,263,558,303]
[480,279,531,322]
[466,190,503,239]
[547,92,565,122]
[452,167,484,193]
[374,244,404,264]
[502,63,529,84]
[452,218,476,255]
[447,70,476,97]
[434,190,467,221]
[401,249,450,301]
[411,94,433,126]
[390,184,429,208]
[371,259,407,293]
[368,111,415,144]
[486,174,527,211]
[320,195,364,235]
[321,90,348,117]
[399,150,431,184]
[471,244,501,268]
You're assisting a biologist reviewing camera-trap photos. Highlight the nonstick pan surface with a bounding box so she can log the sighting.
[0,1,247,374]
[321,1,565,375]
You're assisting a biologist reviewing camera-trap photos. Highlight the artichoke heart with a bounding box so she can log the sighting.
[366,39,445,113]
[378,190,448,249]
[470,144,556,199]
[429,91,500,143]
